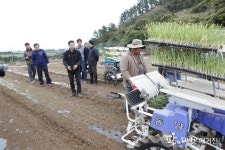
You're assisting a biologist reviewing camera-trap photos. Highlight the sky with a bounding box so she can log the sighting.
[0,0,137,51]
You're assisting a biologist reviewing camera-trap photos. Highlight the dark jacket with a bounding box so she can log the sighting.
[88,46,99,66]
[63,49,82,70]
[84,47,89,63]
[32,49,49,67]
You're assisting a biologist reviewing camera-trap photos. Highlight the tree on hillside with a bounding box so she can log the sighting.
[120,11,127,23]
[143,0,150,12]
[128,7,134,19]
[212,0,225,26]
[123,29,146,46]
[93,30,99,38]
[108,23,118,41]
[137,2,144,15]
[96,25,109,43]
[93,0,225,48]
[93,23,122,47]
[125,9,129,21]
[133,5,138,17]
[162,0,202,12]
[158,0,165,5]
[119,0,159,24]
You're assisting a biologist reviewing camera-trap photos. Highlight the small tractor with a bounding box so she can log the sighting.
[103,57,122,86]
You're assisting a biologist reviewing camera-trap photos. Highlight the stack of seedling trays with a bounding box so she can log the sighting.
[144,22,225,98]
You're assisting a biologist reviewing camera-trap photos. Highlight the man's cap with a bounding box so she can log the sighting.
[127,39,145,49]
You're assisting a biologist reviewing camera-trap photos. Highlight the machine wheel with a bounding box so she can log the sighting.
[104,70,117,86]
[137,142,172,150]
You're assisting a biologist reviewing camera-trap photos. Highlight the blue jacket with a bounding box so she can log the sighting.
[32,49,49,67]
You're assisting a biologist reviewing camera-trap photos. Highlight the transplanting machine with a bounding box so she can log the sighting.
[112,71,225,150]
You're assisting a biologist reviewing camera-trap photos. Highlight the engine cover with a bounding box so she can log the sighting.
[150,103,189,147]
[197,110,225,136]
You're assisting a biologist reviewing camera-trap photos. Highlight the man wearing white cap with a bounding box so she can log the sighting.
[120,39,148,110]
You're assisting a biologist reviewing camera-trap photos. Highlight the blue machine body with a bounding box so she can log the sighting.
[214,109,225,115]
[197,111,225,136]
[151,103,189,147]
[104,57,119,63]
[151,103,225,148]
[165,71,181,82]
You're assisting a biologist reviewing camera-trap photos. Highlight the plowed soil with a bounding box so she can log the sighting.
[0,57,156,150]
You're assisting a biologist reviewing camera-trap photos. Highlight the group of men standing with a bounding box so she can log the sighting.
[24,43,51,86]
[24,39,99,98]
[23,38,147,111]
[63,39,99,97]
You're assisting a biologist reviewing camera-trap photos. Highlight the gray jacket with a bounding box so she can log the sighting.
[24,49,33,64]
[75,45,85,61]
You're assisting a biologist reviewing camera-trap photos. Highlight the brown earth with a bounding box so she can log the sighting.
[0,66,126,149]
[0,85,125,150]
[0,57,156,150]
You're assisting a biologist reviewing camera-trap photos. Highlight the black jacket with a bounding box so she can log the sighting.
[84,47,89,63]
[63,49,82,70]
[88,46,99,66]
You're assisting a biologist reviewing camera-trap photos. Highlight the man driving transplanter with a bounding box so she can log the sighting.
[120,39,148,111]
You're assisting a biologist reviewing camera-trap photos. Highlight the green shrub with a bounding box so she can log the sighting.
[191,0,209,13]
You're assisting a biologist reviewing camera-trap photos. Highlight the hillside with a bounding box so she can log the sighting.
[93,0,225,48]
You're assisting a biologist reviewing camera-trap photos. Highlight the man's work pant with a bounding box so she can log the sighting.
[27,63,36,82]
[68,69,81,93]
[88,65,97,83]
[36,65,52,85]
[80,61,87,81]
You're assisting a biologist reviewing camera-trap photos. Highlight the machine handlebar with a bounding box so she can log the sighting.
[111,91,124,99]
[111,91,120,95]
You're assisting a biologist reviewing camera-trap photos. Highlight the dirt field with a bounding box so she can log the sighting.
[0,56,156,150]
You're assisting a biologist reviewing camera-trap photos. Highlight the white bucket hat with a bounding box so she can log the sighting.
[127,39,146,49]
